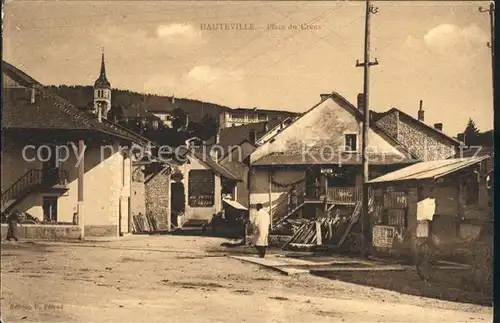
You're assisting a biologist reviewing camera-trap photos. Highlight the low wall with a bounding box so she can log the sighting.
[1,224,81,241]
[1,224,119,240]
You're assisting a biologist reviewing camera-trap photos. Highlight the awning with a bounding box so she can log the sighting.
[369,156,489,184]
[223,198,248,211]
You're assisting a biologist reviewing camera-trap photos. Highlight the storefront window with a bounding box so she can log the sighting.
[188,170,215,207]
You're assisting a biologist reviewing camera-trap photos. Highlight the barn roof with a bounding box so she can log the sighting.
[369,156,489,184]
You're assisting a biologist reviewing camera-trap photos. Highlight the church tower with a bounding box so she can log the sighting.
[93,52,111,121]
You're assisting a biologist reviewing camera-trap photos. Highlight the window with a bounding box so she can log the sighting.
[43,196,58,223]
[188,170,215,207]
[344,134,357,152]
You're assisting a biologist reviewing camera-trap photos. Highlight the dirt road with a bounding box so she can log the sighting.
[0,235,492,322]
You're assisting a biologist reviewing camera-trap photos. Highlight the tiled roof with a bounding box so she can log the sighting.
[369,156,489,184]
[209,120,283,157]
[2,61,150,146]
[251,92,416,166]
[253,151,414,166]
[176,145,240,181]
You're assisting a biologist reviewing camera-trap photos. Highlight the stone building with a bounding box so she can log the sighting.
[372,100,461,161]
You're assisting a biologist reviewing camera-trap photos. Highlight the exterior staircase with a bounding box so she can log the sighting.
[1,169,68,215]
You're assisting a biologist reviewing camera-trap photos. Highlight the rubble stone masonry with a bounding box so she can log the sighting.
[145,170,171,231]
[376,112,456,161]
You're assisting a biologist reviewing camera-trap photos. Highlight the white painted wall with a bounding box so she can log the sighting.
[249,168,305,218]
[2,139,131,233]
[251,98,406,164]
[178,155,223,221]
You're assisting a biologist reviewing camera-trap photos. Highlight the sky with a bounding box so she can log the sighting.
[3,0,494,136]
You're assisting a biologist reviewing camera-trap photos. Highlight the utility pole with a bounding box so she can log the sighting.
[356,0,379,258]
[479,2,495,98]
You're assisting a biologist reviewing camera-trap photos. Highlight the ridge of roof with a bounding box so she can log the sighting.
[2,61,149,146]
[385,107,461,145]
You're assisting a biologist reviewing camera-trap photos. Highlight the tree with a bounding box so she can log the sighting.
[172,107,187,130]
[107,105,125,123]
[200,114,219,140]
[464,118,481,146]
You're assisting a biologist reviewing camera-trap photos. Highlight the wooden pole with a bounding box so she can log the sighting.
[356,0,379,258]
[77,139,85,239]
[479,3,495,100]
[268,171,273,228]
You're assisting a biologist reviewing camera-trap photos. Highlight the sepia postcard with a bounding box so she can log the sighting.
[1,1,494,322]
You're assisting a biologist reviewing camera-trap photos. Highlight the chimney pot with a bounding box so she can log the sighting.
[434,123,443,131]
[30,85,36,104]
[418,100,425,122]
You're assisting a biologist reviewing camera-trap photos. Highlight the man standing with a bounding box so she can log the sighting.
[252,203,270,258]
[6,211,20,241]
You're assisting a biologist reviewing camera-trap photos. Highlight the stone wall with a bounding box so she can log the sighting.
[1,224,81,240]
[145,169,171,231]
[376,111,456,161]
[376,110,399,139]
[131,165,146,217]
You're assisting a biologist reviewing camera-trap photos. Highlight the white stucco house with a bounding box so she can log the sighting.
[1,61,151,239]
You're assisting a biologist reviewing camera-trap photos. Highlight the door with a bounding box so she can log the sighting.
[41,147,59,186]
[43,196,58,223]
[119,197,130,235]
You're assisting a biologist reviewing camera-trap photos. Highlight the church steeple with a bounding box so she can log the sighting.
[94,50,110,88]
[93,50,112,121]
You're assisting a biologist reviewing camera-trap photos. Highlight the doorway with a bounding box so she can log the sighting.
[43,196,58,223]
[41,146,59,186]
[171,182,185,228]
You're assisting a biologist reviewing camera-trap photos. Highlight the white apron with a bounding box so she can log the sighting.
[252,209,270,246]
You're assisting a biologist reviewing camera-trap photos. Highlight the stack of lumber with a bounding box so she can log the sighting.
[283,198,373,249]
[132,213,159,233]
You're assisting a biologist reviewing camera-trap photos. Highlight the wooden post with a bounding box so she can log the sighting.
[77,139,85,239]
[355,0,379,258]
[268,170,273,228]
[316,221,322,245]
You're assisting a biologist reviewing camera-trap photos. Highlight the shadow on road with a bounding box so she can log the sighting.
[311,269,492,306]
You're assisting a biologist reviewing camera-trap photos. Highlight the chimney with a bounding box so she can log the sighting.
[30,85,36,104]
[418,100,424,122]
[357,93,365,111]
[249,130,257,145]
[457,133,465,144]
[434,123,443,131]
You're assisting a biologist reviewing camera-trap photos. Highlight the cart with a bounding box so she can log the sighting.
[414,215,493,289]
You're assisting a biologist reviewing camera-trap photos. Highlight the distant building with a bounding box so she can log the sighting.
[218,108,297,129]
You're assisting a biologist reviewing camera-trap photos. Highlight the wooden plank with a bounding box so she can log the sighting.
[316,221,322,245]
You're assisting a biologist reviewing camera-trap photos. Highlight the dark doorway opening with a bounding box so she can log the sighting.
[171,182,185,228]
[43,196,58,222]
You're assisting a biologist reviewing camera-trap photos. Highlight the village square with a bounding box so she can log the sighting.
[1,1,495,322]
